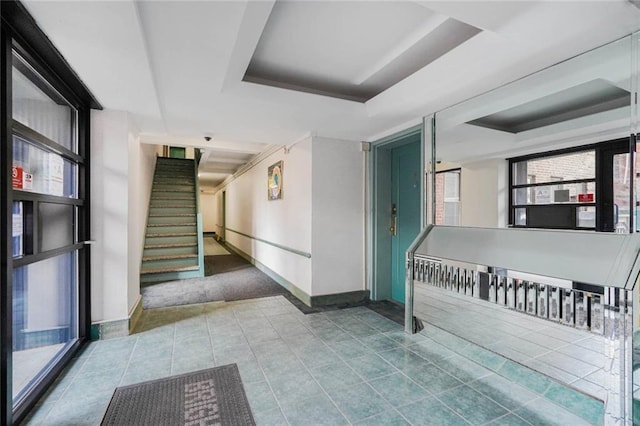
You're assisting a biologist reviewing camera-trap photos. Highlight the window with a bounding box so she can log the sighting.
[436,169,461,226]
[509,139,632,231]
[1,2,99,422]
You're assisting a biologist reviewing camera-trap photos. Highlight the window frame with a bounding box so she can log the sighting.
[508,137,633,231]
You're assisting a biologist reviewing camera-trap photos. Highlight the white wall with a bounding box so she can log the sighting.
[218,141,313,295]
[91,109,145,323]
[311,137,365,296]
[199,192,217,232]
[127,140,156,313]
[460,159,507,228]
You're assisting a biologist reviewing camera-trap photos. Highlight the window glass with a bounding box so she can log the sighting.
[436,170,461,225]
[12,136,77,198]
[12,252,78,403]
[39,203,74,252]
[512,151,595,185]
[12,55,77,152]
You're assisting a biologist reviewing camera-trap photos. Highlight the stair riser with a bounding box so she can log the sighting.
[149,207,195,215]
[144,235,197,245]
[140,269,201,285]
[147,216,196,225]
[150,199,195,207]
[146,225,196,235]
[143,246,197,257]
[153,185,195,192]
[142,257,199,271]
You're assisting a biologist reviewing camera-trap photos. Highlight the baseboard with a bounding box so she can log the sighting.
[224,241,313,307]
[90,319,129,340]
[310,290,370,307]
[129,295,143,334]
[90,296,144,340]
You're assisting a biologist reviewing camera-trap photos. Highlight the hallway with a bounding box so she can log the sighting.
[23,296,601,425]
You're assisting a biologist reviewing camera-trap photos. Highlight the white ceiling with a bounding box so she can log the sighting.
[21,0,640,188]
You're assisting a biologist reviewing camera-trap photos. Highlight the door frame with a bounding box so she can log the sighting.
[368,124,425,302]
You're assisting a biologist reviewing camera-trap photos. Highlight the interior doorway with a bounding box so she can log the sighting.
[371,126,424,304]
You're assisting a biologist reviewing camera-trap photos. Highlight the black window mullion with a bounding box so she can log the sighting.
[12,243,83,268]
[512,178,595,189]
[13,190,83,206]
[13,121,83,164]
[0,22,14,426]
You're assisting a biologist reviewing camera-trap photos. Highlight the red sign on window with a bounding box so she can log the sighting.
[12,166,23,189]
[578,193,594,203]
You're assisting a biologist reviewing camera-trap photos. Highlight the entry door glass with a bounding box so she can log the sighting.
[391,142,421,303]
[11,52,81,406]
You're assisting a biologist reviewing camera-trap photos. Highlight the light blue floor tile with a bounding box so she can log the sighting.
[310,361,363,391]
[402,363,464,395]
[268,370,324,406]
[438,384,508,425]
[171,353,215,375]
[326,382,392,423]
[436,354,494,383]
[346,353,398,380]
[281,394,348,426]
[368,372,431,407]
[514,397,594,426]
[407,340,457,363]
[486,413,533,425]
[378,347,430,372]
[252,407,288,426]
[397,396,470,426]
[358,334,403,352]
[543,382,604,425]
[330,338,374,359]
[244,380,279,414]
[497,360,553,395]
[354,409,410,425]
[467,373,538,411]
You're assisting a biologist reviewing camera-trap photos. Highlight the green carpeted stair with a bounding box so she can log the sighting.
[141,157,204,285]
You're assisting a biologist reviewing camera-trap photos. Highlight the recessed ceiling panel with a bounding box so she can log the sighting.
[244,1,480,102]
[468,80,630,133]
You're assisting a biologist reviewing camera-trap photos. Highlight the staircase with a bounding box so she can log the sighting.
[140,157,204,285]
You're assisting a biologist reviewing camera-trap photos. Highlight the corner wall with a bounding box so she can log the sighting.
[311,137,365,296]
[90,110,153,336]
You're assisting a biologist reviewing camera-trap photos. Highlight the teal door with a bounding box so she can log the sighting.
[391,141,421,303]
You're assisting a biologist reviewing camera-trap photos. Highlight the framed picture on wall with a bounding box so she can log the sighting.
[268,161,283,200]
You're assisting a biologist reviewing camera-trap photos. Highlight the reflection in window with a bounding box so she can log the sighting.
[12,252,78,403]
[12,54,77,152]
[436,169,461,226]
[12,136,77,198]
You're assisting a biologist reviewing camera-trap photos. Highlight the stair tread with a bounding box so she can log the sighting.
[147,223,197,227]
[149,205,196,208]
[145,242,197,248]
[149,213,196,217]
[142,254,198,261]
[141,265,199,275]
[146,232,197,237]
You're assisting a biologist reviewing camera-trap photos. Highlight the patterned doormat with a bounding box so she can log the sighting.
[101,364,255,426]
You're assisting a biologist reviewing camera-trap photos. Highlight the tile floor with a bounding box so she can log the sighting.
[22,295,603,425]
[415,284,605,400]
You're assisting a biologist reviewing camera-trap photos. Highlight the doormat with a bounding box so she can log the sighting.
[101,364,255,426]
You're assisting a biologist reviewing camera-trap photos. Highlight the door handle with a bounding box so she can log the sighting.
[390,215,397,236]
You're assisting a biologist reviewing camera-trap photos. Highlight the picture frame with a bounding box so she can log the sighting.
[268,160,283,200]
